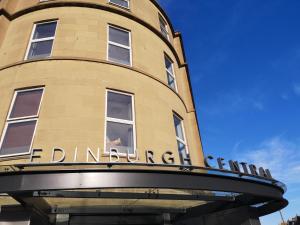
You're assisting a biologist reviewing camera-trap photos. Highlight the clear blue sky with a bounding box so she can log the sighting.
[158,0,300,224]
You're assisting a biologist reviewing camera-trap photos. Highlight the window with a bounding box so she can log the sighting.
[165,55,177,91]
[109,0,130,9]
[25,21,57,60]
[159,15,169,40]
[0,88,44,157]
[105,90,136,155]
[173,114,190,165]
[108,25,132,66]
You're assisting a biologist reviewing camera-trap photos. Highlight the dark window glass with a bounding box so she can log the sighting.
[0,121,36,156]
[167,74,176,91]
[159,16,168,39]
[33,22,57,39]
[10,89,43,119]
[165,57,173,74]
[108,44,131,65]
[110,0,129,8]
[27,40,53,59]
[173,115,184,140]
[107,92,132,120]
[165,57,176,90]
[109,27,130,46]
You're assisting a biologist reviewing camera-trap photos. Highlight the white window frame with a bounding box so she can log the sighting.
[108,0,130,9]
[107,25,132,67]
[25,20,58,60]
[165,55,178,92]
[173,113,189,155]
[104,89,136,157]
[0,87,45,158]
[159,14,169,40]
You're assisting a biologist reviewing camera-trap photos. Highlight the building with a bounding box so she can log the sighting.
[284,216,300,225]
[0,0,288,225]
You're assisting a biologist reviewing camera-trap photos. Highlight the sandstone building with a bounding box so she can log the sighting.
[0,1,287,225]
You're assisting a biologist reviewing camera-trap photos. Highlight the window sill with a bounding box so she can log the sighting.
[0,152,31,161]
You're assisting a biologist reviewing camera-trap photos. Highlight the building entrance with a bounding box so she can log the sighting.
[68,215,166,225]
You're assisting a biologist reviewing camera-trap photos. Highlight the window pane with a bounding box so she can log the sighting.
[106,121,134,154]
[110,0,129,8]
[0,121,36,156]
[107,92,132,121]
[161,27,168,39]
[109,27,130,46]
[108,44,131,65]
[10,89,43,119]
[165,57,173,74]
[177,141,190,165]
[173,115,184,140]
[168,73,176,90]
[33,22,57,39]
[160,17,168,39]
[27,40,53,59]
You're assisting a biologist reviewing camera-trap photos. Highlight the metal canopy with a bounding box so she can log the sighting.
[0,170,284,198]
[0,169,288,223]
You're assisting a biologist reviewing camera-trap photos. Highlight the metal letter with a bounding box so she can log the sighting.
[73,147,78,162]
[265,169,273,179]
[110,148,120,163]
[30,149,43,162]
[127,149,139,163]
[259,168,273,179]
[181,154,192,166]
[162,151,175,164]
[146,150,155,164]
[259,167,268,178]
[204,155,214,168]
[86,147,100,162]
[51,148,66,163]
[229,160,241,173]
[217,157,226,170]
[249,164,258,176]
[240,162,249,174]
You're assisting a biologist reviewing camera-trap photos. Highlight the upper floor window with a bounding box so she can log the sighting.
[165,55,177,92]
[159,15,169,40]
[105,90,136,156]
[108,25,132,66]
[0,88,44,158]
[25,21,57,60]
[109,0,130,9]
[173,114,190,165]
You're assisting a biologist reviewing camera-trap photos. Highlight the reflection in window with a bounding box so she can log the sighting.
[0,88,44,157]
[165,55,177,91]
[109,0,130,9]
[159,15,169,40]
[173,114,190,165]
[105,90,135,155]
[108,26,132,66]
[26,21,57,60]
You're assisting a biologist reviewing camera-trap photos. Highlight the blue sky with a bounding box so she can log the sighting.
[158,0,300,224]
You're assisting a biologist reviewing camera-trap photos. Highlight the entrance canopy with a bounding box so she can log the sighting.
[0,164,287,225]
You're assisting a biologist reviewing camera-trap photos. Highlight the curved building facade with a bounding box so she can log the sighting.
[0,1,287,225]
